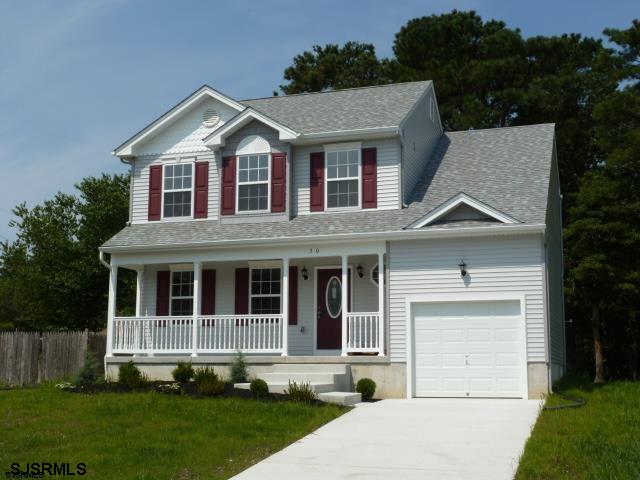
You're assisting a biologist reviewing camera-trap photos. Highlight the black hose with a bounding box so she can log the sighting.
[543,392,586,410]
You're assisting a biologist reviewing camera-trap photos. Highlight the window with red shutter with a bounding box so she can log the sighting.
[201,269,216,315]
[361,148,377,209]
[194,161,209,218]
[148,165,163,221]
[271,153,286,212]
[155,271,170,316]
[310,152,325,212]
[221,156,236,215]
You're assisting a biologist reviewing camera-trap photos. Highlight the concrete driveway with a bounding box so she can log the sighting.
[233,398,541,480]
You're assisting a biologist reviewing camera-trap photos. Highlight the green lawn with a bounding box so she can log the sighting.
[517,377,640,480]
[0,385,345,479]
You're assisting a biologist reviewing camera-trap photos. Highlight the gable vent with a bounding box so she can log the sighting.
[202,108,220,127]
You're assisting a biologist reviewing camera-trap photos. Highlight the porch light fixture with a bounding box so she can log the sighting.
[301,266,309,280]
[356,264,364,278]
[458,259,467,277]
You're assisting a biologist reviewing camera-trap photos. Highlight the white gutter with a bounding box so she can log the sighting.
[100,223,546,254]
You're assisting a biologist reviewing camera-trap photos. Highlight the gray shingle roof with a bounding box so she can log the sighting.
[103,123,555,249]
[240,81,431,134]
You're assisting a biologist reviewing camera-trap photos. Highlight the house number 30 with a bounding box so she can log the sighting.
[308,248,320,254]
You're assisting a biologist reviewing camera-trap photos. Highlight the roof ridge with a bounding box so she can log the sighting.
[446,123,555,135]
[240,80,432,102]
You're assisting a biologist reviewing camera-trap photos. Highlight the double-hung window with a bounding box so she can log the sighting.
[250,268,281,314]
[326,149,359,208]
[164,164,193,217]
[238,154,269,212]
[170,271,194,316]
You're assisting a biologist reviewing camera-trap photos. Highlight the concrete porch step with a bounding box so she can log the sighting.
[260,372,344,384]
[317,391,362,406]
[270,363,348,374]
[234,382,335,394]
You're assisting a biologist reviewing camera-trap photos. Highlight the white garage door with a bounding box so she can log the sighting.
[412,300,525,398]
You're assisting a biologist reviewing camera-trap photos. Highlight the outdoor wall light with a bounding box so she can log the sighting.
[356,264,364,278]
[458,259,467,277]
[301,266,309,280]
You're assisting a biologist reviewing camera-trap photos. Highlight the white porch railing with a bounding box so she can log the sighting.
[197,315,284,353]
[112,315,284,355]
[113,316,194,354]
[346,312,380,353]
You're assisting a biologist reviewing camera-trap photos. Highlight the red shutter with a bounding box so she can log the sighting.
[310,152,325,212]
[201,269,216,315]
[156,270,170,316]
[194,161,209,218]
[148,165,163,221]
[288,266,298,325]
[271,153,287,213]
[234,268,249,315]
[362,148,377,209]
[221,156,236,215]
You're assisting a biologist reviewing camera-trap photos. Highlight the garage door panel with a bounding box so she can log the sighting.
[412,300,524,399]
[414,327,441,343]
[442,329,465,342]
[415,353,439,367]
[468,328,491,342]
[442,353,466,367]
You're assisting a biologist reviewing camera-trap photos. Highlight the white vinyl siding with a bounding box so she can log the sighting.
[389,235,546,363]
[401,86,443,204]
[293,138,401,215]
[130,152,217,224]
[545,151,565,380]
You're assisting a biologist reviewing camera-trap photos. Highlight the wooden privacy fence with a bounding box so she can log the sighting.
[0,330,106,386]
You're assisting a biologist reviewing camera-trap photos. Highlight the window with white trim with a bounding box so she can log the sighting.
[170,271,194,315]
[164,164,193,217]
[250,268,281,314]
[238,154,270,212]
[326,149,359,208]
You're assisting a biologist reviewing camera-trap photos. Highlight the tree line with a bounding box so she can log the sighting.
[0,11,638,382]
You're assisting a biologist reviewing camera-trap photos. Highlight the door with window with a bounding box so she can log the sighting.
[316,268,350,350]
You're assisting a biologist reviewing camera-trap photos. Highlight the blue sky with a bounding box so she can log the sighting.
[0,0,636,240]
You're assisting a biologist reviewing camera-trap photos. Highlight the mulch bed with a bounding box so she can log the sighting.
[66,380,331,405]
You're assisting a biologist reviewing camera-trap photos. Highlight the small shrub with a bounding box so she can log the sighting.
[250,378,269,398]
[230,351,248,383]
[118,361,148,389]
[285,381,317,403]
[76,350,98,386]
[172,361,195,383]
[356,378,376,401]
[194,367,225,397]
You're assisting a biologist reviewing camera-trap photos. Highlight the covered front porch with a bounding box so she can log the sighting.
[105,242,386,358]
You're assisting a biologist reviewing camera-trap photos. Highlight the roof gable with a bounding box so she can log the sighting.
[408,193,519,229]
[203,108,299,149]
[113,85,245,157]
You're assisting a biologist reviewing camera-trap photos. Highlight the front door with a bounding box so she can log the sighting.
[316,268,350,350]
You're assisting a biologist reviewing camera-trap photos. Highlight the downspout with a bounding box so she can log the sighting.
[99,250,110,269]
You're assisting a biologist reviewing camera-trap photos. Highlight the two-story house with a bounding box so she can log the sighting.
[101,81,565,400]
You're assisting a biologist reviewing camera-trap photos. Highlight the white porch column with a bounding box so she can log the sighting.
[341,254,348,357]
[377,251,385,356]
[191,261,201,357]
[135,267,144,317]
[106,265,118,357]
[281,257,289,356]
